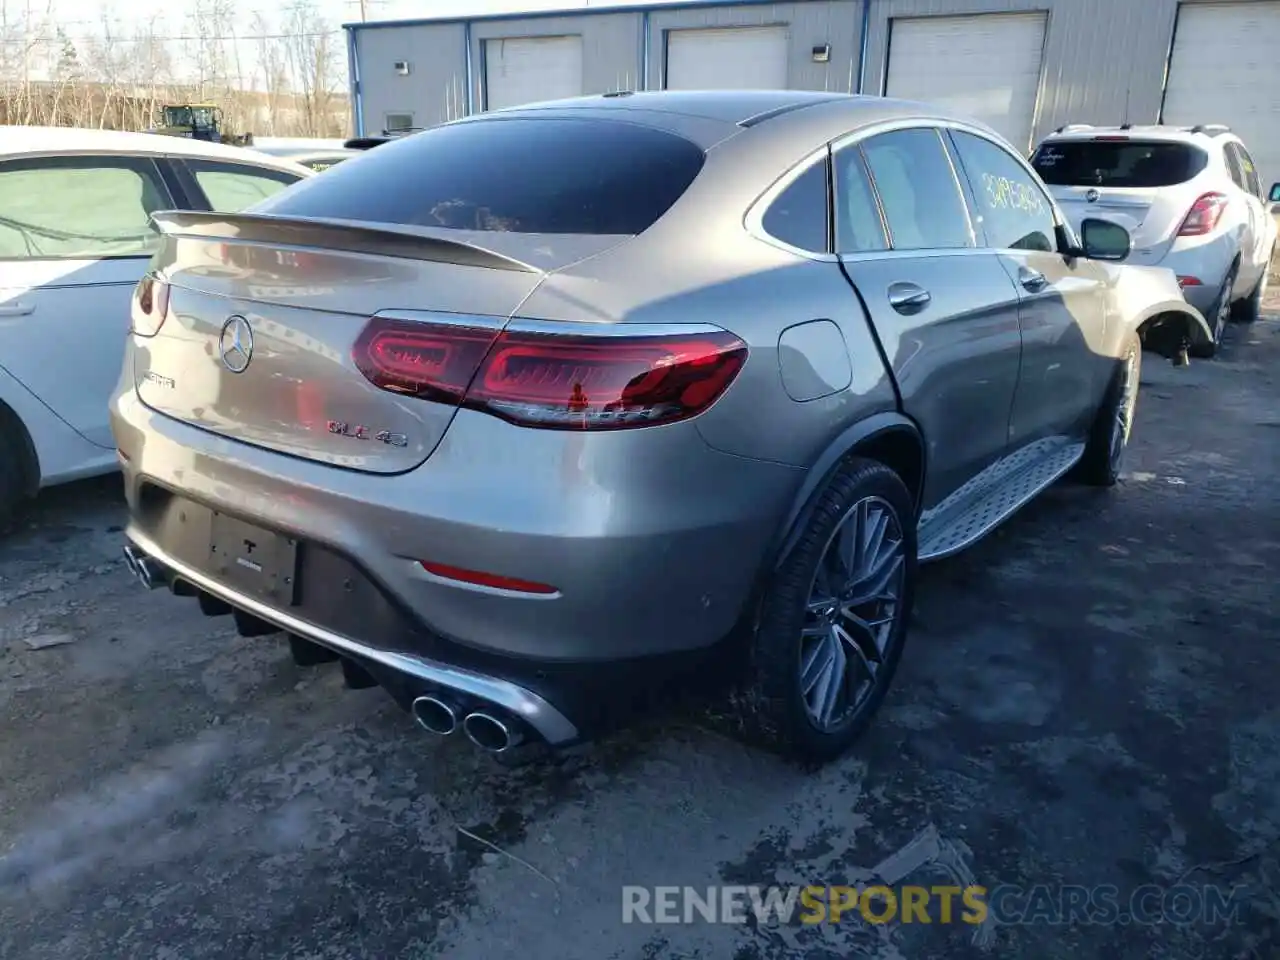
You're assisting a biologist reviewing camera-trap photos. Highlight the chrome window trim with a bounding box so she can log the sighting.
[743,143,838,263]
[745,115,1070,261]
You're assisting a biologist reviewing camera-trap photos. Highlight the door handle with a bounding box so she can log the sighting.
[1018,268,1048,292]
[0,302,33,317]
[887,282,931,313]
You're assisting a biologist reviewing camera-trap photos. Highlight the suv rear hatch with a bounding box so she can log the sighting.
[1031,137,1209,248]
[130,115,709,475]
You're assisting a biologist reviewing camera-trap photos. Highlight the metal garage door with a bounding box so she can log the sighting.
[666,26,789,90]
[886,13,1046,153]
[484,36,584,111]
[1163,1,1280,193]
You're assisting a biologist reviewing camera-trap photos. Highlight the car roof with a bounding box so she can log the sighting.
[0,126,312,173]
[1038,123,1234,146]
[451,90,1005,151]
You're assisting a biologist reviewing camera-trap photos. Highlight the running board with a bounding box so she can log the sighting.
[918,440,1085,562]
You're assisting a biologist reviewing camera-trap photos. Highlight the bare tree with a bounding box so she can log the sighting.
[282,0,341,137]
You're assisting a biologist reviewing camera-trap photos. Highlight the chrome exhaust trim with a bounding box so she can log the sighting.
[122,528,580,746]
[122,544,164,590]
[463,711,523,753]
[412,695,458,736]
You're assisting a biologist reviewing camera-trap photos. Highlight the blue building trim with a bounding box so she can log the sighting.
[345,25,366,137]
[464,20,476,115]
[640,9,651,90]
[343,0,840,32]
[857,0,872,93]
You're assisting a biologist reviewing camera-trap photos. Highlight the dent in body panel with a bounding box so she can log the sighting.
[778,319,853,401]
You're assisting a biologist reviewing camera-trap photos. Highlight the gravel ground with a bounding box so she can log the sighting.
[1,305,1278,960]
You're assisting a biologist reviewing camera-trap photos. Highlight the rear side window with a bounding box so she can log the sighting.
[184,159,302,214]
[762,156,830,253]
[1031,140,1208,187]
[255,118,707,236]
[0,156,171,260]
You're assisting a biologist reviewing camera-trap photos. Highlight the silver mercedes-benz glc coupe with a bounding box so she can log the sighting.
[113,91,1208,761]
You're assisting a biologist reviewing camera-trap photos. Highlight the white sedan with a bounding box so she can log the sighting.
[0,127,312,525]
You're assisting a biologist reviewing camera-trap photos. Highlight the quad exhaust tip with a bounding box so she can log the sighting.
[463,711,523,753]
[411,695,458,736]
[122,544,164,590]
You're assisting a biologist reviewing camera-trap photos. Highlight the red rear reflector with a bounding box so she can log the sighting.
[353,318,748,430]
[420,561,557,595]
[131,275,170,337]
[1177,276,1202,288]
[1177,192,1229,237]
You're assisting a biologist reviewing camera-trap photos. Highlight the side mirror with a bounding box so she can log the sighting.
[1269,182,1280,203]
[1080,217,1131,262]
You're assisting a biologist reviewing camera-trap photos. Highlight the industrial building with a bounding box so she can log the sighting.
[344,0,1280,186]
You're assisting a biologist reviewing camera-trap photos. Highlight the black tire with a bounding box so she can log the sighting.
[1190,261,1238,359]
[1232,248,1273,325]
[1076,333,1141,487]
[0,418,28,532]
[734,457,917,762]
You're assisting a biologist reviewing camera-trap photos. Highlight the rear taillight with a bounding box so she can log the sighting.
[1177,192,1229,237]
[352,318,748,430]
[131,275,170,337]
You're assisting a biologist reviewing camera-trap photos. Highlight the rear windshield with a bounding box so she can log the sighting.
[253,117,706,235]
[1031,140,1208,188]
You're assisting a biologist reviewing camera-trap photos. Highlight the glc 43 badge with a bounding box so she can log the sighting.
[327,420,409,447]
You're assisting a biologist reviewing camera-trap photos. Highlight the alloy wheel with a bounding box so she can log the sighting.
[799,496,906,732]
[1109,348,1138,474]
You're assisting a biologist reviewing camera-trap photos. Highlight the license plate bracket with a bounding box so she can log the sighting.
[208,512,299,606]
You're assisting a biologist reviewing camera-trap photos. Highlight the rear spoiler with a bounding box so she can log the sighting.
[149,210,541,274]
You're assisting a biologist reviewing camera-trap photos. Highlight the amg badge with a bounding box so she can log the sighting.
[327,420,409,447]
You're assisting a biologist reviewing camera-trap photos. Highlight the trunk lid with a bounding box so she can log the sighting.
[133,211,623,474]
[1051,185,1161,243]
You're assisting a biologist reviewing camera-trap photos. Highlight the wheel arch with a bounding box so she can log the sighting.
[1134,301,1214,361]
[0,395,40,498]
[770,412,925,571]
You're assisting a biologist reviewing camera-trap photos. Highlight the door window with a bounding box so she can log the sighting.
[831,144,888,253]
[0,156,170,260]
[949,130,1057,253]
[761,154,830,253]
[184,159,302,213]
[855,128,972,250]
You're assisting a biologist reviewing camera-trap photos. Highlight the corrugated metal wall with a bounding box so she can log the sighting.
[471,12,644,110]
[350,0,1265,141]
[862,0,1179,147]
[354,21,468,131]
[646,2,864,92]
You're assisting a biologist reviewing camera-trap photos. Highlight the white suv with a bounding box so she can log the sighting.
[1030,124,1276,357]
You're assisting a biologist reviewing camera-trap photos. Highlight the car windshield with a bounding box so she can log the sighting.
[1031,140,1208,188]
[253,117,707,235]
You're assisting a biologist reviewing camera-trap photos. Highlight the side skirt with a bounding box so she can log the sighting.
[917,437,1086,562]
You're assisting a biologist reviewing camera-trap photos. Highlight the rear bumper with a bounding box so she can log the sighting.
[110,379,803,742]
[1156,236,1237,314]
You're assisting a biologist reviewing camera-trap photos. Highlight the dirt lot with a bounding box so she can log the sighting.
[2,305,1279,960]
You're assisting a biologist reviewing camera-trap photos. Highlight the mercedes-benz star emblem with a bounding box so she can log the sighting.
[219,315,254,374]
[1085,188,1100,203]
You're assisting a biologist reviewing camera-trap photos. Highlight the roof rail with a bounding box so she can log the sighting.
[1189,123,1230,136]
[1053,123,1093,134]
